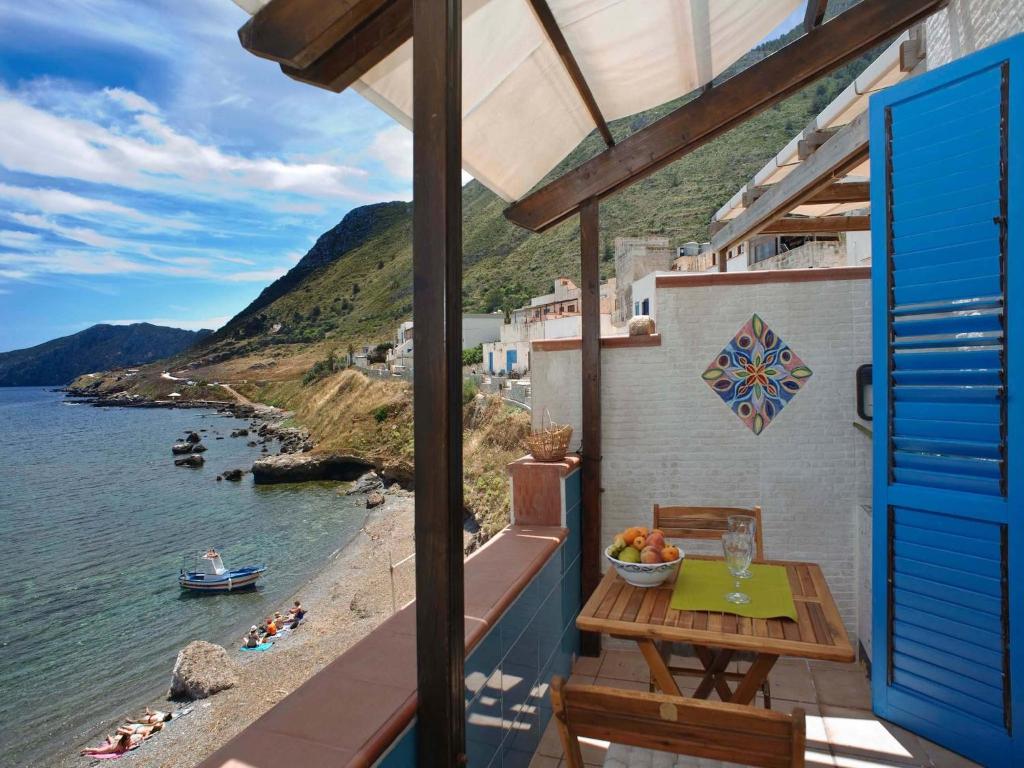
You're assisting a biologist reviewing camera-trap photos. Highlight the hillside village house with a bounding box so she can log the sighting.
[482,278,615,376]
[218,2,1024,767]
[387,314,503,373]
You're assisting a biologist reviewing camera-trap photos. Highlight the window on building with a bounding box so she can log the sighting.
[567,304,576,312]
[634,301,640,315]
[641,298,650,315]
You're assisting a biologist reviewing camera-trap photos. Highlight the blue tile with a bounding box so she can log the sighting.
[504,702,540,768]
[536,550,561,602]
[378,724,416,767]
[502,620,538,731]
[537,583,562,670]
[563,504,581,571]
[560,623,580,670]
[467,681,505,767]
[561,555,582,631]
[564,470,581,512]
[500,576,540,654]
[466,625,501,700]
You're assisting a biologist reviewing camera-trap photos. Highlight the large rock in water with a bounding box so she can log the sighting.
[251,453,373,484]
[171,442,193,455]
[175,454,204,468]
[168,641,238,700]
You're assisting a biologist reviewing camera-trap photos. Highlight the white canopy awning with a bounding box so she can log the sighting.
[234,0,801,201]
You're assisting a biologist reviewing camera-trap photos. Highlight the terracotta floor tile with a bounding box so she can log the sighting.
[820,706,928,767]
[811,666,872,709]
[529,753,562,768]
[598,649,651,683]
[572,653,604,677]
[537,718,563,758]
[919,740,982,768]
[766,662,817,703]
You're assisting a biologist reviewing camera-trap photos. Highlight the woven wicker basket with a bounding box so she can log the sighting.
[526,411,573,462]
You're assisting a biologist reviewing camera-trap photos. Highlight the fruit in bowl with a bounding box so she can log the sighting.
[606,527,684,587]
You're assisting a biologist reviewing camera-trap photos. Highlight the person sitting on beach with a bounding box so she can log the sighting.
[262,617,277,640]
[130,706,172,724]
[288,601,306,628]
[273,611,285,627]
[80,732,140,756]
[243,625,262,648]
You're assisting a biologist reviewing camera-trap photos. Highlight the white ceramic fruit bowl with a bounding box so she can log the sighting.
[605,545,684,588]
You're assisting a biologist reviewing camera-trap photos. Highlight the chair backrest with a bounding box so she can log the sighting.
[551,676,805,768]
[653,504,765,560]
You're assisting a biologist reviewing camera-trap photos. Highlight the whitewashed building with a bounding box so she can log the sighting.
[388,314,502,372]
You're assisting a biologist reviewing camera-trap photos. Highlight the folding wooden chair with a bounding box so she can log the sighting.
[651,505,770,707]
[551,676,805,768]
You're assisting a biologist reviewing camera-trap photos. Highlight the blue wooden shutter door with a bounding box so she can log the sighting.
[871,34,1023,767]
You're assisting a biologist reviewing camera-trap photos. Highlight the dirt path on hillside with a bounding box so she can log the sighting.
[218,383,253,405]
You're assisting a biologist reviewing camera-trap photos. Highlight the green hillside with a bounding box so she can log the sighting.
[196,12,873,363]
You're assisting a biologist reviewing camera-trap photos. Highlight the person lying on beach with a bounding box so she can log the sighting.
[243,626,262,648]
[118,722,163,738]
[129,707,172,724]
[80,732,140,756]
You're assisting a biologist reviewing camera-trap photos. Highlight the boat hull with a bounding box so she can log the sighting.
[178,565,267,592]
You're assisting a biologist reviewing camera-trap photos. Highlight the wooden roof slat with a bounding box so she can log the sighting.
[759,214,870,234]
[711,110,870,253]
[526,0,614,147]
[503,0,944,233]
[281,0,412,93]
[239,0,395,69]
[804,0,830,33]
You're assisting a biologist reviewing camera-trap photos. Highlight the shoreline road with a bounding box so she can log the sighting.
[220,383,253,405]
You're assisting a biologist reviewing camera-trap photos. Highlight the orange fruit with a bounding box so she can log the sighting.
[661,545,680,562]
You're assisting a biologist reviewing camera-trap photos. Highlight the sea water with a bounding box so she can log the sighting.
[0,388,367,768]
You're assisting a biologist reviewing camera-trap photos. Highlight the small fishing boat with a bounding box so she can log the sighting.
[179,549,267,592]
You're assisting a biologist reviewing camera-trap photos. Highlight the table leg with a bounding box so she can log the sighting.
[636,638,682,696]
[730,653,779,705]
[692,647,735,700]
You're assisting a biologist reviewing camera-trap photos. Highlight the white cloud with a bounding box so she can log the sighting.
[0,183,196,232]
[369,125,413,182]
[0,230,41,249]
[368,123,473,189]
[0,87,378,203]
[103,87,159,114]
[0,249,209,278]
[222,267,287,283]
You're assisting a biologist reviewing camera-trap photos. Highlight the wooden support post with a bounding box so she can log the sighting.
[580,198,602,657]
[412,0,465,763]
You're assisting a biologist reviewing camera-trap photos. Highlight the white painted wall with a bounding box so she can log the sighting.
[463,314,504,349]
[845,231,872,266]
[530,274,873,638]
[925,0,1024,70]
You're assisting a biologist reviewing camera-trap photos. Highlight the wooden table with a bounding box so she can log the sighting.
[576,556,855,705]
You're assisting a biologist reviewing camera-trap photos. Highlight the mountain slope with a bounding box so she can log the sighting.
[195,8,873,362]
[0,324,211,386]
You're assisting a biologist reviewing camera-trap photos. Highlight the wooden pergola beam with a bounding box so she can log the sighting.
[804,0,830,33]
[526,0,614,147]
[760,214,870,234]
[281,0,412,93]
[712,110,870,258]
[503,0,944,233]
[742,180,870,208]
[412,0,465,762]
[239,0,397,69]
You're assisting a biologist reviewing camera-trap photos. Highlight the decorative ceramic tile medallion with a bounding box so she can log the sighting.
[702,314,812,435]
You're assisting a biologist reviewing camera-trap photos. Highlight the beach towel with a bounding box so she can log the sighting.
[240,642,273,651]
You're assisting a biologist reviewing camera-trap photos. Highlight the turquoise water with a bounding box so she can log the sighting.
[0,388,366,768]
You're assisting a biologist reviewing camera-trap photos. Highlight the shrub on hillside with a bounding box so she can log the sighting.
[462,344,483,366]
[302,351,344,386]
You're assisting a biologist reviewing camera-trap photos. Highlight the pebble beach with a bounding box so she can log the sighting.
[62,494,416,768]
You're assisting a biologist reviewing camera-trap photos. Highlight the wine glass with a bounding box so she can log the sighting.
[727,515,757,579]
[722,532,752,605]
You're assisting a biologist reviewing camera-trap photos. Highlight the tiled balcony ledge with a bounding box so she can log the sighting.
[654,265,870,289]
[198,524,568,768]
[532,334,661,352]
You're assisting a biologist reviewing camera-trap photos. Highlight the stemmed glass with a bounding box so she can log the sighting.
[722,532,752,605]
[728,515,757,579]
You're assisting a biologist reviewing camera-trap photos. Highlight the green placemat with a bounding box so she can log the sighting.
[669,559,797,620]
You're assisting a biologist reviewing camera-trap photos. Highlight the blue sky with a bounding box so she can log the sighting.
[0,1,806,353]
[0,0,416,351]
